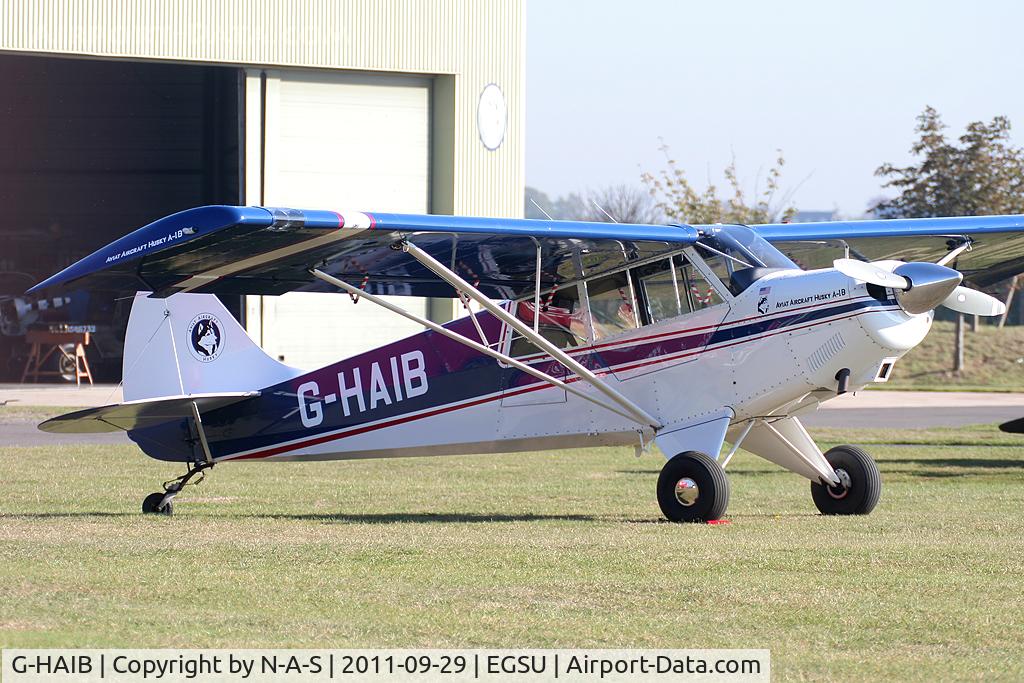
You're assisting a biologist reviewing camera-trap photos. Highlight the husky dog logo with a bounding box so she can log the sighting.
[186,313,224,362]
[757,296,770,315]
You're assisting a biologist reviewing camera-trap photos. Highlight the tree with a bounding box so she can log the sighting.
[641,141,798,224]
[875,107,1024,370]
[525,184,661,223]
[584,184,664,224]
[524,186,586,221]
[873,106,1024,218]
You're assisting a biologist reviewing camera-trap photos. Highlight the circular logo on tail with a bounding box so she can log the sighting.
[187,313,225,362]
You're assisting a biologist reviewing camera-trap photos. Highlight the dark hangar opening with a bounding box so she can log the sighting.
[0,54,242,381]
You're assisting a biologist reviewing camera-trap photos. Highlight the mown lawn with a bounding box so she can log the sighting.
[880,320,1024,391]
[1,416,1022,681]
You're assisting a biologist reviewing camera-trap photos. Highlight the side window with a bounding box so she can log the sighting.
[683,254,726,309]
[509,285,588,357]
[632,253,725,325]
[585,272,637,340]
[634,257,690,324]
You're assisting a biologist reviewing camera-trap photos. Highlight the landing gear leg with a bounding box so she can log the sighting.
[141,461,214,516]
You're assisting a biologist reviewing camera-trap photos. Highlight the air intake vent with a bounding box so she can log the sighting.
[875,356,899,382]
[807,332,846,373]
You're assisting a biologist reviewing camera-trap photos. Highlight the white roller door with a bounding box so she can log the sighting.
[255,70,431,369]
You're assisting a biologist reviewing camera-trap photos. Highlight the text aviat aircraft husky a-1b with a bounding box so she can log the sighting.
[30,206,1024,521]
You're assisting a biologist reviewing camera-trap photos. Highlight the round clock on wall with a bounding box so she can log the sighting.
[477,83,507,151]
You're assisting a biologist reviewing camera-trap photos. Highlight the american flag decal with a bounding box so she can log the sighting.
[759,286,771,295]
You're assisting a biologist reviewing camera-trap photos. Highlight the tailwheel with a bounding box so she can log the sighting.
[657,451,730,523]
[141,461,214,516]
[142,491,173,516]
[811,445,881,515]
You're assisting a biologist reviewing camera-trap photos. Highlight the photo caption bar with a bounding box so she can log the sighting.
[2,649,769,682]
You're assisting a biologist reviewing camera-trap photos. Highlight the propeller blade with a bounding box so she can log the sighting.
[833,259,909,289]
[941,286,1007,317]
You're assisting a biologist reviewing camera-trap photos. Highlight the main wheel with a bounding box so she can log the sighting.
[657,451,730,523]
[142,492,173,516]
[811,445,881,515]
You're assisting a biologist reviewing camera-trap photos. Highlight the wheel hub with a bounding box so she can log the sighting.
[827,468,853,499]
[674,478,700,506]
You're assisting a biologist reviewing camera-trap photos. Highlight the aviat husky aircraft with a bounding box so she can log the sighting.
[29,207,1024,521]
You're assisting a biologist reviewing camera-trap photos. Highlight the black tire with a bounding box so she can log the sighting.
[657,451,730,523]
[811,445,881,515]
[142,492,173,516]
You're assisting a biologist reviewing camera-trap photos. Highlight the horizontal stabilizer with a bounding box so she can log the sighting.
[38,392,259,434]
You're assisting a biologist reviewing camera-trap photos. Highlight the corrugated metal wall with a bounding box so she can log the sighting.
[0,0,525,218]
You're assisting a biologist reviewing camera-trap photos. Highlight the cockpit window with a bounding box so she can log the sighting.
[633,253,724,324]
[509,286,588,357]
[510,247,737,353]
[695,225,798,294]
[587,272,638,339]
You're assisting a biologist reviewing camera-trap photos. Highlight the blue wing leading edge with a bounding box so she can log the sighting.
[27,205,699,300]
[26,206,1024,299]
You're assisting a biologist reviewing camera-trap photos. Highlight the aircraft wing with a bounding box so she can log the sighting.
[753,215,1024,286]
[27,205,699,300]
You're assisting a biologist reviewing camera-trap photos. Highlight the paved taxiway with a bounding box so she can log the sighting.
[801,390,1024,429]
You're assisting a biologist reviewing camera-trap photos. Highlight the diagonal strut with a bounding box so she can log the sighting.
[400,242,663,429]
[309,268,644,424]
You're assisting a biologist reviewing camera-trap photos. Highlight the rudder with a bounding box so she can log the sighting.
[122,292,300,401]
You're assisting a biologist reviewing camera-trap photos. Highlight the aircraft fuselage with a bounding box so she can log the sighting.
[128,267,927,479]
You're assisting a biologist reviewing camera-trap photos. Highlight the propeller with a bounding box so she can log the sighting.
[833,258,1006,317]
[833,259,909,289]
[941,286,1007,316]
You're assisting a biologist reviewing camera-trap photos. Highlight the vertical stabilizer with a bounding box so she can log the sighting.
[122,292,301,401]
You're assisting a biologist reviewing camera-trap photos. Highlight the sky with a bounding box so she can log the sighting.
[526,0,1024,217]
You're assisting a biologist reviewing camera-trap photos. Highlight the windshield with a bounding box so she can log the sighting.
[697,225,797,269]
[694,225,798,294]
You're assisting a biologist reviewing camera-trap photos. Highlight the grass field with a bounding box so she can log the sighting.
[881,320,1024,391]
[1,410,1023,680]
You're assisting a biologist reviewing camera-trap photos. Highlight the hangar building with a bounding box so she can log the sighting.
[0,0,525,375]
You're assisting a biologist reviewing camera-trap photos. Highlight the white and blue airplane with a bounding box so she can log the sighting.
[29,207,1024,521]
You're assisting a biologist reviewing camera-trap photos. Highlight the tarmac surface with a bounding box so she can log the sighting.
[0,384,127,447]
[2,383,1023,447]
[802,390,1024,429]
[1,426,128,447]
[0,383,124,407]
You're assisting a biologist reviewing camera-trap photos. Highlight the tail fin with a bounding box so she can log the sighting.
[122,292,301,401]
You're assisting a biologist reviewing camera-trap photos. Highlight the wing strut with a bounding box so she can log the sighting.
[309,269,645,425]
[400,241,663,430]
